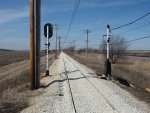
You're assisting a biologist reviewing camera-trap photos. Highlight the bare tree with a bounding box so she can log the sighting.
[100,35,129,63]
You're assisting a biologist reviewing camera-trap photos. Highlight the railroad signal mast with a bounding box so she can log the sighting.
[44,23,53,76]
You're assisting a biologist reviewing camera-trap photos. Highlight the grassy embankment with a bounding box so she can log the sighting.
[71,52,150,104]
[0,51,54,113]
[72,52,150,89]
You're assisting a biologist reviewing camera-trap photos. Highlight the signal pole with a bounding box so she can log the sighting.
[44,23,53,76]
[84,29,91,57]
[46,26,49,76]
[105,25,111,80]
[30,0,35,90]
[102,35,107,56]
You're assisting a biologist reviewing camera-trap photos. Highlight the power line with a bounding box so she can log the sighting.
[66,0,80,38]
[119,22,150,35]
[111,11,150,30]
[63,41,74,50]
[101,35,150,46]
[65,0,80,40]
[125,35,150,43]
[61,41,72,50]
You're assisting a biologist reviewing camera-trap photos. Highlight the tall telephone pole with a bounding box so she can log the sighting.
[58,36,61,53]
[84,29,91,57]
[54,24,58,58]
[30,0,35,90]
[35,0,41,89]
[73,40,76,55]
[30,0,41,89]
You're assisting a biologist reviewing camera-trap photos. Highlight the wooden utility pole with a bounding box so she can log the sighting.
[54,24,58,58]
[35,0,41,88]
[84,29,91,57]
[58,36,61,53]
[73,40,76,55]
[30,0,35,90]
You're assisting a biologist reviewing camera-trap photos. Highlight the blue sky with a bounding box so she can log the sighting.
[0,0,150,50]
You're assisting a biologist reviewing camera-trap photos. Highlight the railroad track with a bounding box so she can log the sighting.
[62,56,77,113]
[64,54,121,113]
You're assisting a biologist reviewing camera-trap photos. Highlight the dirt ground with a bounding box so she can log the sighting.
[70,52,150,106]
[0,51,55,113]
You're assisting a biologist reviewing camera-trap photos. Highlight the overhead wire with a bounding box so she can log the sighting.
[96,35,150,46]
[111,11,150,30]
[118,22,150,35]
[65,0,80,40]
[125,35,150,43]
[62,0,80,50]
[63,41,74,50]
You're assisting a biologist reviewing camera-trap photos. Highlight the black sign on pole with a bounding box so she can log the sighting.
[44,23,53,38]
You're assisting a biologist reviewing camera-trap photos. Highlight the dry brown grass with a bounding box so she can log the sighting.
[72,53,150,89]
[70,52,150,105]
[0,51,55,113]
[0,84,44,113]
[0,67,32,113]
[0,51,45,67]
[0,51,30,67]
[73,53,104,74]
[126,50,150,57]
[113,58,150,89]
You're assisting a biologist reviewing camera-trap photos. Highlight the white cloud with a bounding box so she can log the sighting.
[0,8,29,24]
[83,0,149,8]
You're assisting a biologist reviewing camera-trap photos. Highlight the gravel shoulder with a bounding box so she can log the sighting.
[21,52,150,113]
[64,53,150,113]
[21,55,75,113]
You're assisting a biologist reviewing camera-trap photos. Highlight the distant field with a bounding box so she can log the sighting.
[0,51,30,67]
[0,51,46,67]
[126,50,150,57]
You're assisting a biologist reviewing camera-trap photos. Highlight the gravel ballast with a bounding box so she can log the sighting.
[21,52,150,113]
